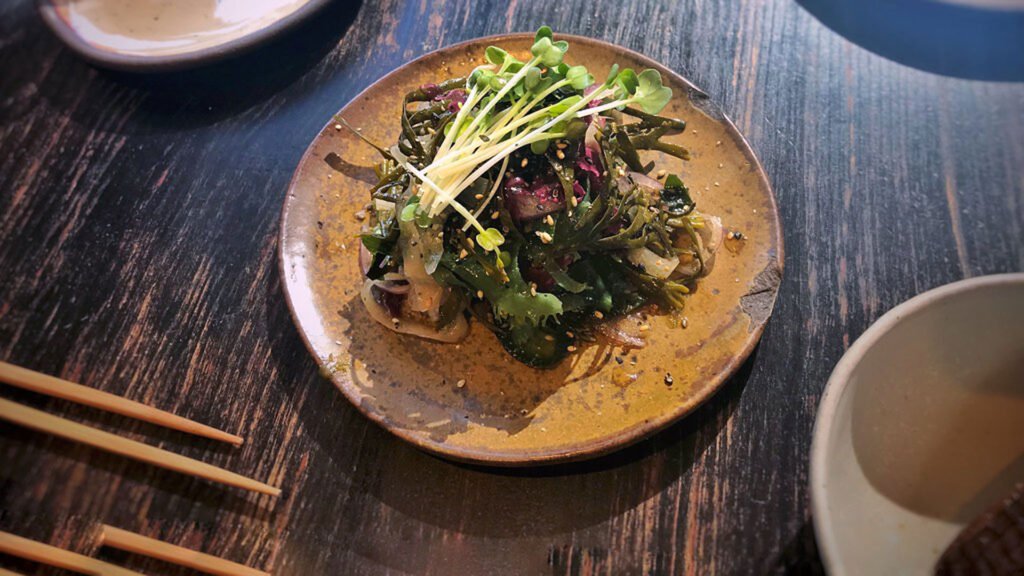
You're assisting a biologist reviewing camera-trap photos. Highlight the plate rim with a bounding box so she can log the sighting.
[809,272,1024,574]
[36,0,335,72]
[279,32,785,466]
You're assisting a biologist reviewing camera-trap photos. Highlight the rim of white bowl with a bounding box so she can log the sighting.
[809,272,1024,575]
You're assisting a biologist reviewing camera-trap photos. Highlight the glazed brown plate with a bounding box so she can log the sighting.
[280,34,783,466]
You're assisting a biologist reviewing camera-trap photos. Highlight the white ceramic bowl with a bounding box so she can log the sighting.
[38,0,333,71]
[811,274,1024,575]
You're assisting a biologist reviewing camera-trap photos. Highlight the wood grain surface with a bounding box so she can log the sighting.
[1,0,1021,574]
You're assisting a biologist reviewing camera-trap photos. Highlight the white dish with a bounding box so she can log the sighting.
[811,274,1024,575]
[39,0,332,71]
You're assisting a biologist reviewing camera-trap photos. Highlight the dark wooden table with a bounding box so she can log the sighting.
[1,1,1021,574]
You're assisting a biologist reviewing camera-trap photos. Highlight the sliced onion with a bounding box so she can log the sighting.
[628,247,678,279]
[359,243,372,277]
[697,214,723,277]
[360,280,468,343]
[371,279,411,295]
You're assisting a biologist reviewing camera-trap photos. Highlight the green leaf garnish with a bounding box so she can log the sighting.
[525,66,542,90]
[633,69,672,114]
[485,46,509,66]
[476,227,506,251]
[603,63,620,87]
[546,95,582,116]
[615,68,639,96]
[531,37,566,67]
[566,65,594,90]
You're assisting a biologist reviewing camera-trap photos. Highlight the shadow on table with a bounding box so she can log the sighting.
[763,519,825,575]
[369,356,748,538]
[28,0,363,132]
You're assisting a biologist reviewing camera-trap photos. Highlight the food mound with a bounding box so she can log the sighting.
[353,27,722,368]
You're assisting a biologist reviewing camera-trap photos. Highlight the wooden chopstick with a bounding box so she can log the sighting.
[0,568,25,576]
[99,525,269,576]
[0,398,280,496]
[0,531,145,576]
[0,361,243,446]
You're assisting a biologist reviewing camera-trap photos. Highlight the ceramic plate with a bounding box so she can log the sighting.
[280,34,784,465]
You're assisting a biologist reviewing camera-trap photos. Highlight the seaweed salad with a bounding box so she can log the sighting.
[353,27,722,368]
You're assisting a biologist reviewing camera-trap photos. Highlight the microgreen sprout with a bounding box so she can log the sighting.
[399,27,674,253]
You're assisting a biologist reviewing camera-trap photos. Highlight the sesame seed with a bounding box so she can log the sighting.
[476,290,484,299]
[354,210,366,221]
[594,310,604,319]
[716,140,722,146]
[535,231,553,243]
[681,317,689,329]
[475,193,485,200]
[639,324,651,332]
[718,163,724,169]
[664,373,674,386]
[456,379,466,388]
[714,181,721,187]
[334,124,342,130]
[556,150,565,160]
[566,331,574,338]
[466,237,475,248]
[556,142,568,149]
[570,196,578,207]
[544,214,554,225]
[530,283,538,296]
[567,345,577,352]
[459,248,468,259]
[544,334,554,341]
[657,169,666,178]
[491,211,500,219]
[521,158,529,168]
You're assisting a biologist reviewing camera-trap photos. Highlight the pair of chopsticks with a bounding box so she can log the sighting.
[0,361,279,496]
[0,526,268,576]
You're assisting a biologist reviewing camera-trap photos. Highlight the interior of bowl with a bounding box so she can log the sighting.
[280,34,783,465]
[39,0,326,70]
[812,274,1024,575]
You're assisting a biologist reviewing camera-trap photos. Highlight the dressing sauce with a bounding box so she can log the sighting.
[54,0,310,56]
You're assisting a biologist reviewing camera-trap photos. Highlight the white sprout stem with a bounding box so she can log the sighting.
[579,94,633,117]
[444,90,527,157]
[427,86,580,179]
[429,86,609,212]
[432,84,485,169]
[403,162,486,234]
[464,77,568,146]
[430,130,565,217]
[456,55,541,144]
[461,155,509,232]
[427,121,539,178]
